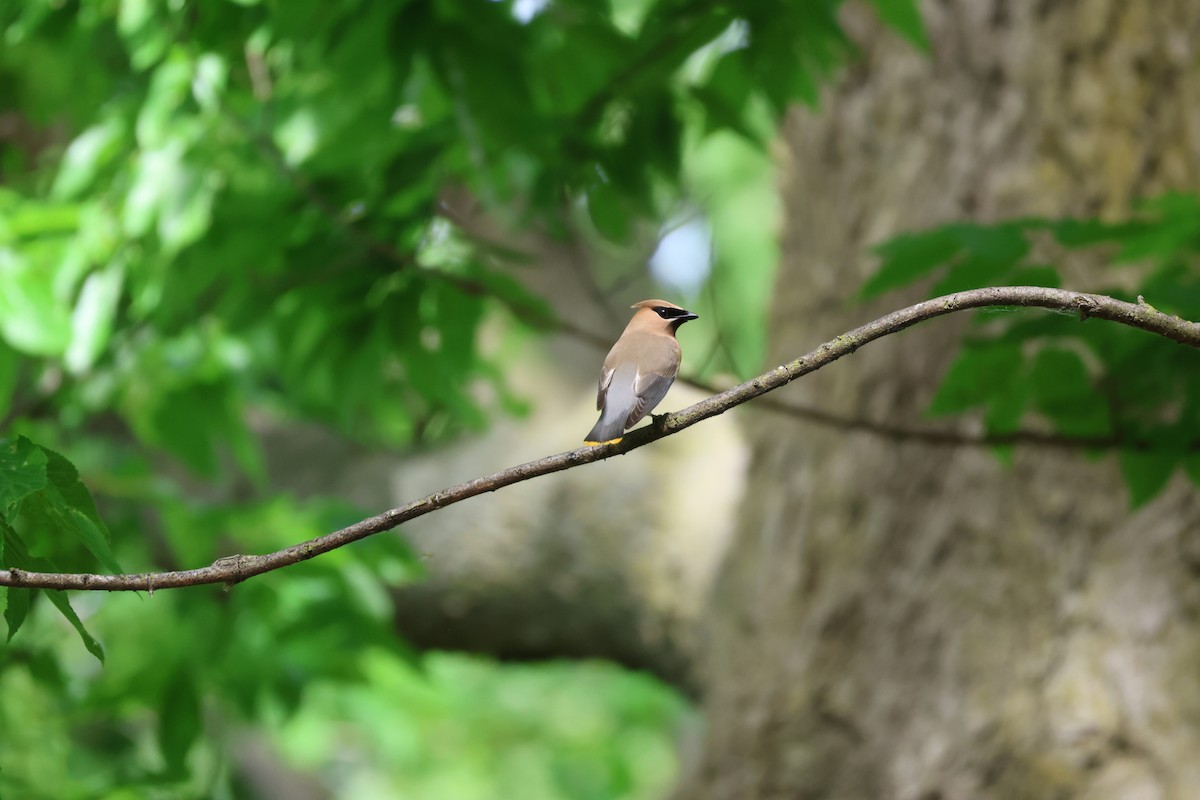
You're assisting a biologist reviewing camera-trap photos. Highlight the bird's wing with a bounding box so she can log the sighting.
[624,344,681,427]
[596,365,615,411]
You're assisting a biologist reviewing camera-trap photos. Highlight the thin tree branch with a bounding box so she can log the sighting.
[677,298,1200,451]
[3,287,1197,592]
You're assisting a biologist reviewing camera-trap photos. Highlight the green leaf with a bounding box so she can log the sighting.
[587,181,632,243]
[954,222,1031,265]
[1139,191,1200,219]
[119,0,173,70]
[747,1,848,111]
[1119,450,1177,508]
[0,340,20,418]
[137,52,195,142]
[931,252,1015,295]
[2,198,80,238]
[52,119,126,200]
[158,166,219,255]
[431,284,485,374]
[159,667,202,776]
[191,53,228,113]
[44,589,105,663]
[146,381,230,477]
[929,342,1022,416]
[1120,193,1200,262]
[1114,220,1200,264]
[123,144,180,239]
[861,226,963,298]
[2,532,104,657]
[66,263,125,374]
[694,52,764,144]
[2,527,33,642]
[0,436,49,524]
[24,446,122,574]
[1029,348,1111,437]
[867,0,930,51]
[4,585,31,642]
[0,258,74,357]
[1051,217,1128,247]
[983,380,1031,436]
[535,18,630,118]
[1142,263,1200,318]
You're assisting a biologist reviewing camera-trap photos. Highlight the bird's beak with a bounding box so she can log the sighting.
[680,311,699,322]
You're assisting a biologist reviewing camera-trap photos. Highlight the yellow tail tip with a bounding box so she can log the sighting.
[584,437,623,447]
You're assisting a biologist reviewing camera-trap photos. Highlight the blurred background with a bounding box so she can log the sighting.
[1,1,1199,798]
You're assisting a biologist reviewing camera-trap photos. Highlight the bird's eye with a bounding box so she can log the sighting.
[655,307,671,318]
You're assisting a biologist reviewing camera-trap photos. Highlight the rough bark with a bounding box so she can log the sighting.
[675,2,1200,799]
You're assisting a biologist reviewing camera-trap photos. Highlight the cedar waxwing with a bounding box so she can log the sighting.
[584,299,699,446]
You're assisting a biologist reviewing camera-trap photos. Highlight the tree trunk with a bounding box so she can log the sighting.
[675,2,1200,798]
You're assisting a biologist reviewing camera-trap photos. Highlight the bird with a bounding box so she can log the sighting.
[584,299,699,446]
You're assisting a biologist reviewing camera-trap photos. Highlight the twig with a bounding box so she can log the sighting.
[3,287,1197,592]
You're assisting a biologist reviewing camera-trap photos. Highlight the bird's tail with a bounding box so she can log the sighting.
[584,412,624,446]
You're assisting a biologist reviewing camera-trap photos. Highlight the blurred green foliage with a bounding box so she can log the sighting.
[3,0,1196,792]
[277,654,687,800]
[0,0,927,795]
[5,0,1192,793]
[864,193,1200,506]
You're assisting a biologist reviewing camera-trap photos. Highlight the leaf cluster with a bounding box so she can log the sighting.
[863,193,1200,505]
[0,0,927,794]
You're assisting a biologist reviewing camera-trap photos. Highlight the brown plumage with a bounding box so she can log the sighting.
[584,299,699,446]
